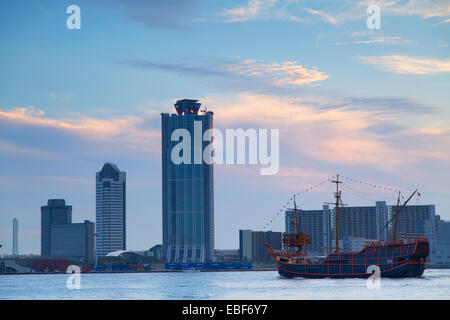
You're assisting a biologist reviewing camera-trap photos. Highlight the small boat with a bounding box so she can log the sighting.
[268,175,429,279]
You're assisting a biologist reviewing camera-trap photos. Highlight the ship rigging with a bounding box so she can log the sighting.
[264,174,429,279]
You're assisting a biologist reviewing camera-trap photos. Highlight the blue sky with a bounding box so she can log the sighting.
[0,0,449,254]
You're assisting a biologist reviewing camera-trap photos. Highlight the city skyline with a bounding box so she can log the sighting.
[1,0,449,255]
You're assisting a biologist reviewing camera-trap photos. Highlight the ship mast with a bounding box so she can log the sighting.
[392,191,401,241]
[379,189,418,240]
[282,194,311,256]
[333,175,342,253]
[293,195,299,235]
[292,195,308,255]
[325,174,345,253]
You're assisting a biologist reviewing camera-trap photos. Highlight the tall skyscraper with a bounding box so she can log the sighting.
[161,99,214,262]
[12,218,18,257]
[96,162,126,257]
[41,199,72,257]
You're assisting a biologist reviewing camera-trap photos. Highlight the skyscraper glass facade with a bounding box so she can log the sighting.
[161,99,214,263]
[96,163,126,257]
[239,230,253,262]
[41,199,72,257]
[336,201,388,241]
[51,220,95,261]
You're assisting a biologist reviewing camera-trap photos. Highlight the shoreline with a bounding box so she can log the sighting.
[3,264,449,276]
[0,268,277,275]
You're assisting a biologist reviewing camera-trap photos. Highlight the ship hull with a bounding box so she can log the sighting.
[277,260,425,279]
[273,239,429,279]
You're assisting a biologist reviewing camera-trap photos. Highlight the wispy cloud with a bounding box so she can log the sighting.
[329,96,439,114]
[119,59,229,78]
[120,58,329,87]
[303,0,450,25]
[436,18,450,24]
[220,0,279,22]
[226,60,329,85]
[0,106,160,155]
[360,0,450,20]
[108,0,450,27]
[303,8,345,25]
[360,55,450,74]
[335,36,407,45]
[218,0,306,23]
[106,0,201,29]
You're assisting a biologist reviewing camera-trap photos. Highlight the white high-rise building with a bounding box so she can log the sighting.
[12,218,18,257]
[96,163,126,257]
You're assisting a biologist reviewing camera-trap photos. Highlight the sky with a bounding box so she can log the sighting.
[0,0,449,255]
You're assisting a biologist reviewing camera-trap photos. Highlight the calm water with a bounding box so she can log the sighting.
[1,269,449,300]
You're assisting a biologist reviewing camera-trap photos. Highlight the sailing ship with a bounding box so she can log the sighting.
[268,175,430,278]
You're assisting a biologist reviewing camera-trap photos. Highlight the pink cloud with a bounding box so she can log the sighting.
[227,60,329,85]
[204,92,450,172]
[360,55,450,74]
[0,106,161,154]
